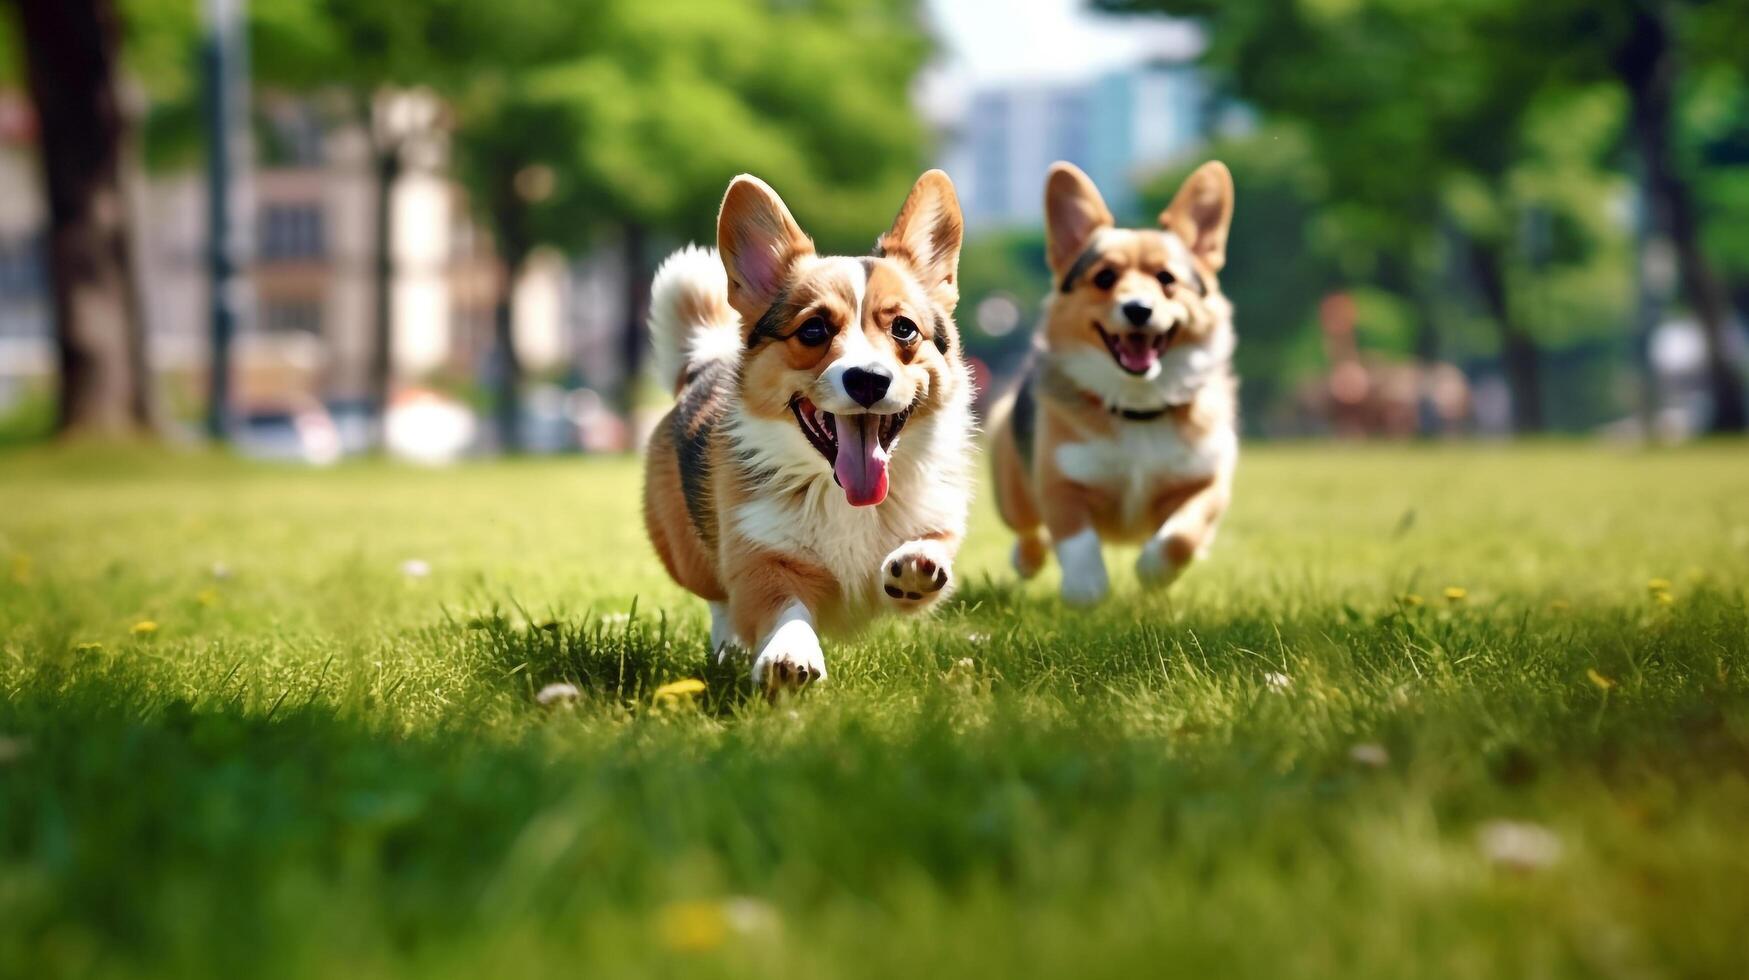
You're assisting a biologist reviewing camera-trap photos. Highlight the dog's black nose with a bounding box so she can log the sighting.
[841,366,892,408]
[1121,300,1154,327]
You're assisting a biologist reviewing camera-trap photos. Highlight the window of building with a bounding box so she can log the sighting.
[259,204,326,261]
[260,298,322,334]
[0,233,45,302]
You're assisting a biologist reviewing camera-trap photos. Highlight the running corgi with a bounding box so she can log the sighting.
[990,161,1237,604]
[643,171,973,691]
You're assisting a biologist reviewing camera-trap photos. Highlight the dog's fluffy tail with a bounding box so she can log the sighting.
[648,245,740,392]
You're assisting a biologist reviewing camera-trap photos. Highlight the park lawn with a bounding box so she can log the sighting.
[2,443,1748,978]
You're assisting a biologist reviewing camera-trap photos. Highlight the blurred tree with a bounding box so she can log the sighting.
[1601,0,1746,431]
[1689,64,1749,325]
[1101,0,1570,431]
[248,0,590,449]
[3,0,155,437]
[491,0,933,425]
[954,230,1051,376]
[1106,0,1747,433]
[251,0,931,450]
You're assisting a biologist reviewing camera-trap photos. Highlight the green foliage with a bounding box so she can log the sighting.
[1104,0,1675,430]
[1686,61,1749,289]
[111,0,932,259]
[0,9,15,86]
[463,0,933,255]
[1,448,1747,975]
[954,229,1051,368]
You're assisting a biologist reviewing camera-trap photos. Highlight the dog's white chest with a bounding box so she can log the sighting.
[1053,422,1234,528]
[726,410,972,621]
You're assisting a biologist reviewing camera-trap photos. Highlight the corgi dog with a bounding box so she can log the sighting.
[642,171,973,691]
[989,161,1238,605]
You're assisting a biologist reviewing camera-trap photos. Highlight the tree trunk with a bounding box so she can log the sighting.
[490,264,523,454]
[488,191,528,454]
[1466,236,1544,433]
[368,143,401,450]
[619,220,651,424]
[14,0,153,437]
[1629,180,1670,435]
[1616,3,1747,433]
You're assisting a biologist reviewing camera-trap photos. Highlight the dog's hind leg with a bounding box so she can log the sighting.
[1136,477,1227,589]
[991,404,1047,579]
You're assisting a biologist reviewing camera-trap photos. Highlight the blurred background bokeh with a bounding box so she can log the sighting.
[2,0,1746,462]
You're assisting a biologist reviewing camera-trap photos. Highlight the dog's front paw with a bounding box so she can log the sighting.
[751,613,826,692]
[708,601,744,662]
[881,540,953,610]
[1136,532,1201,590]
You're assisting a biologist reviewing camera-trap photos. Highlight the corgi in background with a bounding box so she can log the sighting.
[642,171,973,692]
[989,161,1238,605]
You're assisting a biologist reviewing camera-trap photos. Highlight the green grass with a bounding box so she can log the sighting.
[2,443,1748,978]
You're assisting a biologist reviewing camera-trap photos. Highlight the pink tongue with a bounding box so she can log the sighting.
[1118,335,1159,373]
[833,413,889,507]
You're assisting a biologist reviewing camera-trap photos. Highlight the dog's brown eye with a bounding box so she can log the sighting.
[1156,270,1175,288]
[891,316,919,342]
[795,317,830,346]
[1092,268,1118,290]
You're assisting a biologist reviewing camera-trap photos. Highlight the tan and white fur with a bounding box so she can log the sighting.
[990,161,1238,605]
[643,171,973,692]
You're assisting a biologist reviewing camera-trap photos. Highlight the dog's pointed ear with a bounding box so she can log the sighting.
[1159,161,1234,273]
[878,169,964,312]
[1044,162,1114,276]
[718,174,814,324]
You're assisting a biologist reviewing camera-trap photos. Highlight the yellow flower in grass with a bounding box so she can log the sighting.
[130,620,158,637]
[196,587,220,607]
[1653,591,1675,607]
[655,897,777,952]
[1647,577,1671,594]
[1586,668,1616,690]
[1400,593,1424,608]
[1443,586,1468,603]
[653,678,707,705]
[657,900,728,952]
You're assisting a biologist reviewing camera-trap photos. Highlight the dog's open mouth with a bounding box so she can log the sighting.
[1095,322,1179,376]
[790,395,912,507]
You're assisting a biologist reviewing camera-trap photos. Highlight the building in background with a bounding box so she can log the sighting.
[0,92,626,446]
[941,59,1207,230]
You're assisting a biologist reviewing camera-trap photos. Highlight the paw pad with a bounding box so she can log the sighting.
[883,546,951,604]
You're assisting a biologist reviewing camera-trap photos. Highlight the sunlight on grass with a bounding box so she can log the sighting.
[1,444,1746,977]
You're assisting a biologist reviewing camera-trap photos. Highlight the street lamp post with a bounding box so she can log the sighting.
[202,0,252,441]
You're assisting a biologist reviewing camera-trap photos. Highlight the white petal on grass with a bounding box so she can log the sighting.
[1265,672,1293,692]
[400,559,431,579]
[1349,743,1389,768]
[1478,820,1563,871]
[210,561,232,580]
[722,896,780,936]
[535,682,582,707]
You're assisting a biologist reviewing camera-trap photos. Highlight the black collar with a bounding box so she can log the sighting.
[1033,358,1187,422]
[1109,403,1178,421]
